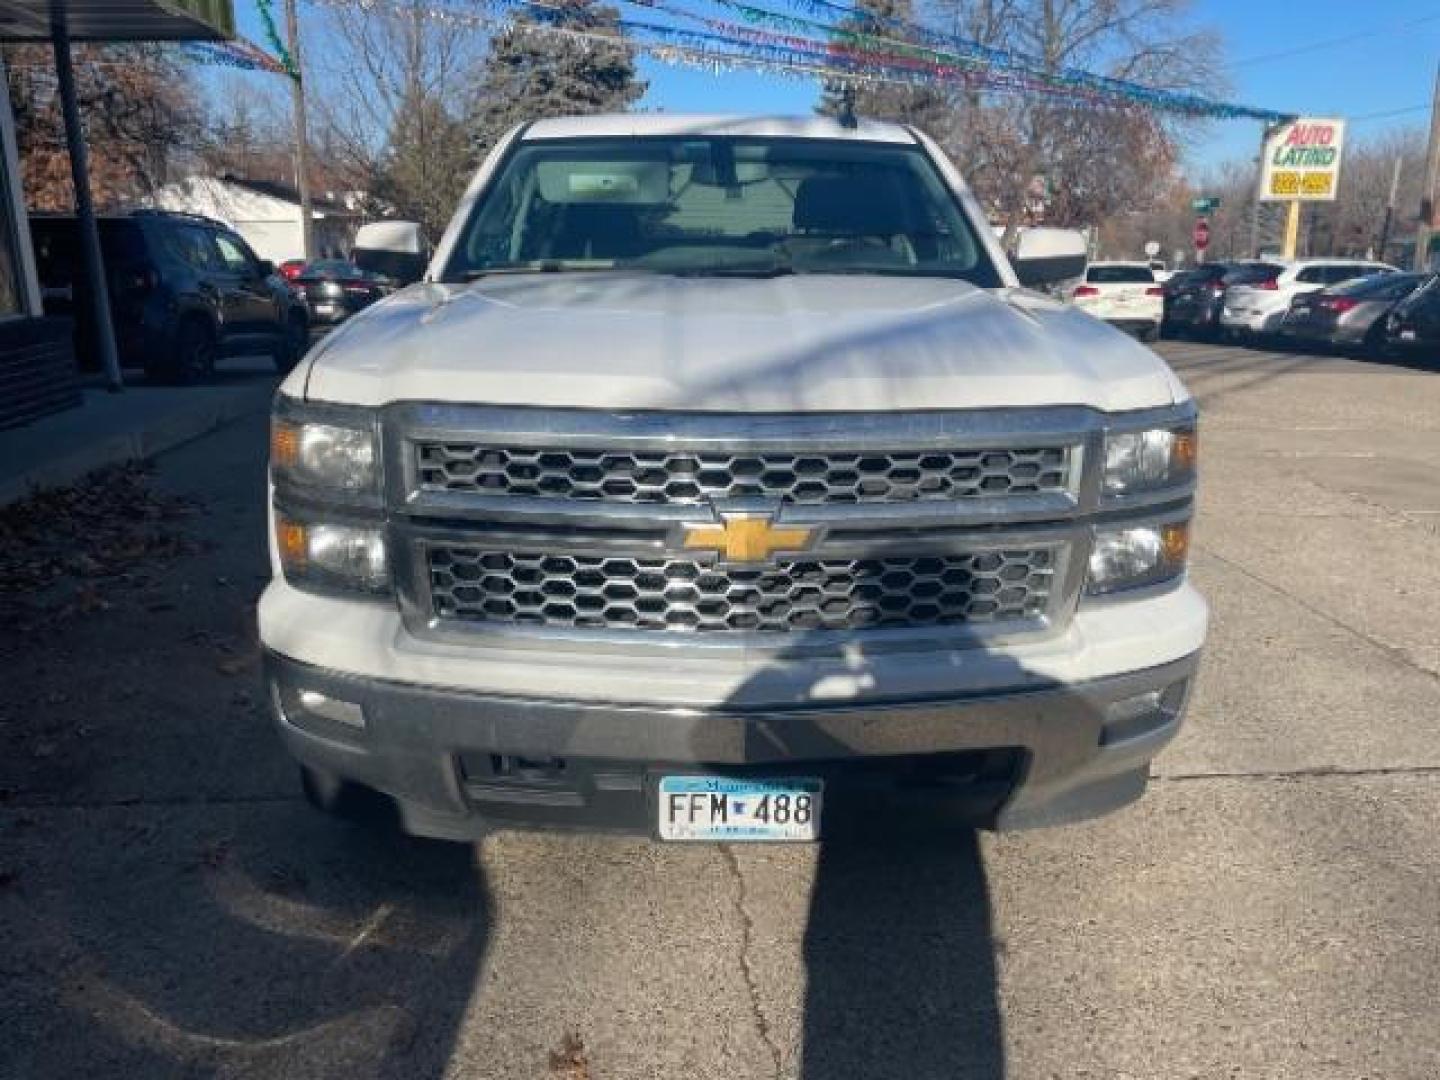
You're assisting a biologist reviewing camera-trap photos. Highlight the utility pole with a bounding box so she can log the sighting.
[1416,62,1440,272]
[1377,156,1403,261]
[284,0,315,261]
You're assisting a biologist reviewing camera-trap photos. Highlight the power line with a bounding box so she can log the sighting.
[1347,104,1430,124]
[1233,12,1440,68]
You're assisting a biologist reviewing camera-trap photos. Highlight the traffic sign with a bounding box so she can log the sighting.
[1193,218,1211,251]
[1191,196,1221,213]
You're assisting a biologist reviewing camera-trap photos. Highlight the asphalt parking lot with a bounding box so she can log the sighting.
[2,340,1439,1080]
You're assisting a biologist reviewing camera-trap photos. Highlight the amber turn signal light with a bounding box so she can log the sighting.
[270,419,300,470]
[275,516,308,570]
[1161,520,1191,565]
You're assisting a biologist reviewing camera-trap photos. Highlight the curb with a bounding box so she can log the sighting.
[0,383,275,507]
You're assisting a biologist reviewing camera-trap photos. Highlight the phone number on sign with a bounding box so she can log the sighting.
[1268,172,1335,197]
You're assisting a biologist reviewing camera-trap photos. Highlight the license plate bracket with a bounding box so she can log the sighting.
[658,776,823,842]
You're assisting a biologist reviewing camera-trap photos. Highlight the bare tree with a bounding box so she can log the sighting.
[196,74,297,187]
[307,0,482,235]
[916,0,1225,231]
[1313,128,1427,260]
[5,43,204,210]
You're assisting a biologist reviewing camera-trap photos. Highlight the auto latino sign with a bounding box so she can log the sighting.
[1259,118,1346,202]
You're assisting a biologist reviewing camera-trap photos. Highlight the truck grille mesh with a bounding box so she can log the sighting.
[414,444,1072,505]
[426,547,1057,634]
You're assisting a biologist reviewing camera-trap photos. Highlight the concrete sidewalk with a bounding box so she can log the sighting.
[0,365,277,505]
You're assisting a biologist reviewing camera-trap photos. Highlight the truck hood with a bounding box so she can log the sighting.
[301,274,1187,413]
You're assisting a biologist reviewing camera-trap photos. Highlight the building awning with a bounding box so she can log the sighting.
[0,0,234,42]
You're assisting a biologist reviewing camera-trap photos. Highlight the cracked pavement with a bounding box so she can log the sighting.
[2,340,1440,1078]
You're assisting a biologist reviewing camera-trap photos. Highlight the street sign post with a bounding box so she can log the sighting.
[1191,197,1222,214]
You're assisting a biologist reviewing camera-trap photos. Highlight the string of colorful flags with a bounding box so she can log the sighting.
[182,0,1290,124]
[178,37,293,76]
[254,0,302,78]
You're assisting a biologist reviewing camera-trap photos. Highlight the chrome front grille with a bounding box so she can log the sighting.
[414,442,1073,505]
[387,404,1104,648]
[426,547,1058,634]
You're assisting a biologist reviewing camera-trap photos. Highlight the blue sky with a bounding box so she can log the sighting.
[232,0,1439,173]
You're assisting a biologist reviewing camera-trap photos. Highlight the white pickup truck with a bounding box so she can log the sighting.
[260,114,1206,843]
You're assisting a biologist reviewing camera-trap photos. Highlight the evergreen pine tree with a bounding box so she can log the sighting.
[816,0,951,137]
[469,0,646,156]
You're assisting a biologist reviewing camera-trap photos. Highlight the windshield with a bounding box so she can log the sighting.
[1331,272,1421,299]
[303,260,365,278]
[1224,263,1283,285]
[442,136,1001,285]
[1087,265,1154,284]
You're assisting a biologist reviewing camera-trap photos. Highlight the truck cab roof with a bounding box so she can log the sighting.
[521,113,918,144]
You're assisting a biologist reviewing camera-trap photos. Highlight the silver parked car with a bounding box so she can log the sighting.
[1277,272,1429,353]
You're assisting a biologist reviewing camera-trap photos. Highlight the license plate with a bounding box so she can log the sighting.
[313,303,338,314]
[658,776,822,841]
[1400,329,1417,341]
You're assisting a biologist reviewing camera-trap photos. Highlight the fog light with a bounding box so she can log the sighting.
[275,682,366,733]
[298,690,366,729]
[1101,679,1190,746]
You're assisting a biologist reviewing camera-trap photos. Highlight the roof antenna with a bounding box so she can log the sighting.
[838,82,859,130]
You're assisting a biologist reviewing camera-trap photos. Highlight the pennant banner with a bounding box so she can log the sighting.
[311,0,1292,122]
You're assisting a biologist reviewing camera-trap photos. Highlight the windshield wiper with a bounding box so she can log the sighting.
[664,264,796,279]
[462,261,622,281]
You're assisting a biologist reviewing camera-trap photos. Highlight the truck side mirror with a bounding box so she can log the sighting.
[352,220,428,286]
[1012,228,1088,288]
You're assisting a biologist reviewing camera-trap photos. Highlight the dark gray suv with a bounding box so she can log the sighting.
[31,210,308,383]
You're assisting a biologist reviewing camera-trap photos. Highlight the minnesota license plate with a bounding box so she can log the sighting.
[658,777,822,841]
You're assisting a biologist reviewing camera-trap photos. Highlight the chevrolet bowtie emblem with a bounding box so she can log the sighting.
[681,512,816,564]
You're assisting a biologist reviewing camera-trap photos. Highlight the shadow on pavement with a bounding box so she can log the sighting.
[1,796,490,1080]
[714,628,1015,1079]
[802,827,1002,1079]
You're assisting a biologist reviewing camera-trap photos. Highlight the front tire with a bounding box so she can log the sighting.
[299,765,400,829]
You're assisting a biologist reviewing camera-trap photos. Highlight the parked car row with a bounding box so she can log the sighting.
[30,210,395,383]
[1159,257,1439,361]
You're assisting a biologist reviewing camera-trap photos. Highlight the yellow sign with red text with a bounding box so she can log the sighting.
[1259,118,1345,202]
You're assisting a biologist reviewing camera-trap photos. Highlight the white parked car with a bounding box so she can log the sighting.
[1220,258,1396,337]
[1071,261,1164,340]
[261,114,1206,843]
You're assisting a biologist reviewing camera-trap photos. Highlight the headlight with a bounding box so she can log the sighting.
[270,398,379,502]
[275,513,390,595]
[1087,519,1190,595]
[1103,425,1197,496]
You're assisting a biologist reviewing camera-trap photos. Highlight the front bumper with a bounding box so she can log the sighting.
[1165,299,1220,329]
[266,647,1201,839]
[1220,305,1282,334]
